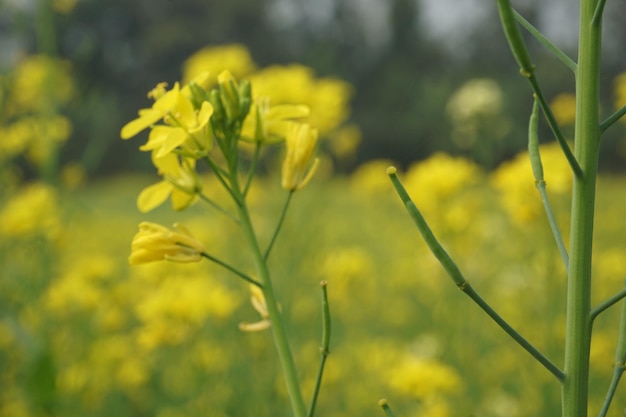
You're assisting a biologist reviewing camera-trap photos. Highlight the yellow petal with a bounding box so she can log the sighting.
[170,187,197,211]
[137,181,172,212]
[139,125,170,151]
[155,128,188,158]
[120,108,163,139]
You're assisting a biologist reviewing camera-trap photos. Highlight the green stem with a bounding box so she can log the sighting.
[231,176,306,417]
[591,0,607,26]
[200,252,261,287]
[598,291,626,417]
[536,183,569,269]
[562,0,602,415]
[529,76,583,178]
[528,98,569,269]
[244,142,262,196]
[307,281,331,417]
[198,193,239,223]
[265,191,294,260]
[590,286,626,322]
[513,10,577,73]
[597,367,624,417]
[600,104,626,133]
[387,169,565,381]
[495,0,582,177]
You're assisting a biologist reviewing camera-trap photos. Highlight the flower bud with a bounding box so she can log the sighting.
[281,122,320,191]
[129,222,206,265]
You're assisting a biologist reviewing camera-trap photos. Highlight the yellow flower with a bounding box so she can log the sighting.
[0,182,62,240]
[248,64,351,135]
[137,152,201,212]
[120,82,182,140]
[241,97,310,143]
[139,100,213,158]
[123,77,214,157]
[281,122,320,191]
[129,222,206,265]
[238,285,270,332]
[182,44,256,85]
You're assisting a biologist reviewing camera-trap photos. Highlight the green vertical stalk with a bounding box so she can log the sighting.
[231,178,307,417]
[562,0,602,415]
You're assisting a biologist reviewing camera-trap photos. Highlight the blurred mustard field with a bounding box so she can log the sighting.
[2,159,626,417]
[2,23,626,417]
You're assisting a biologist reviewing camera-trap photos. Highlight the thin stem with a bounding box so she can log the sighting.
[562,0,602,414]
[592,0,608,26]
[244,142,262,196]
[203,156,241,204]
[198,193,240,224]
[513,10,577,74]
[600,104,626,133]
[529,75,583,178]
[307,281,331,417]
[387,168,565,381]
[590,286,626,322]
[200,252,261,287]
[528,98,569,269]
[536,184,569,269]
[264,191,294,260]
[597,367,624,417]
[495,0,582,177]
[231,174,307,417]
[599,290,626,417]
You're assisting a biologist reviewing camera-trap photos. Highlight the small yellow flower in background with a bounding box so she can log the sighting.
[0,182,62,240]
[10,55,74,114]
[388,355,462,400]
[404,153,481,215]
[281,122,320,191]
[129,222,206,265]
[137,152,202,212]
[239,285,270,332]
[182,44,256,85]
[550,93,577,125]
[248,64,351,136]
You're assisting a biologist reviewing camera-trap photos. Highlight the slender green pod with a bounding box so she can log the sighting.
[528,99,544,181]
[308,281,331,417]
[496,0,534,77]
[528,98,569,268]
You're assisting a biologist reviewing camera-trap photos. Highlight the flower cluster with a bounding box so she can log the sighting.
[122,71,315,209]
[121,70,320,265]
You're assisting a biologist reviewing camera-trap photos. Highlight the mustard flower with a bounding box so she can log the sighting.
[129,222,206,265]
[241,97,310,143]
[120,82,182,140]
[238,285,270,332]
[281,122,320,191]
[137,152,201,212]
[122,82,214,158]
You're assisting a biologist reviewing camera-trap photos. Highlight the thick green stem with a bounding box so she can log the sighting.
[562,1,602,415]
[232,180,306,417]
